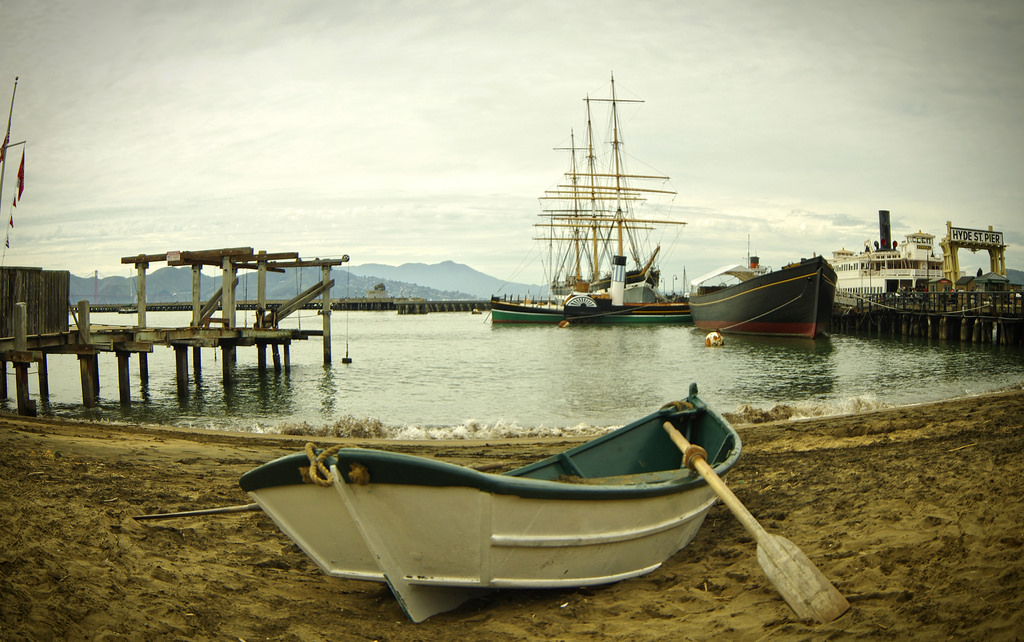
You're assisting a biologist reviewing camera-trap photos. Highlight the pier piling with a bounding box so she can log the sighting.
[833,291,1022,346]
[174,346,189,397]
[78,353,97,408]
[117,351,131,405]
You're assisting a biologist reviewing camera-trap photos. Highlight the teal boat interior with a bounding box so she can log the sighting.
[240,383,741,501]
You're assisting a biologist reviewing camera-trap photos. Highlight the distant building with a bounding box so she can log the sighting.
[366,283,388,299]
[973,272,1011,293]
[927,277,952,293]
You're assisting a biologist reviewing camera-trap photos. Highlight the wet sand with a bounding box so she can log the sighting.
[2,385,1023,640]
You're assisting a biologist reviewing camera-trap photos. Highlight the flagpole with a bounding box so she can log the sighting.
[0,76,19,225]
[2,198,11,266]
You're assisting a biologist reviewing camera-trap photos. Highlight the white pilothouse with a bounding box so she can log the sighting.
[831,210,948,303]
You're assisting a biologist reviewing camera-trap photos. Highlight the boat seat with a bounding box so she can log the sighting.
[557,468,697,486]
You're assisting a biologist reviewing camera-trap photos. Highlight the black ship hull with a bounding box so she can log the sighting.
[689,256,836,338]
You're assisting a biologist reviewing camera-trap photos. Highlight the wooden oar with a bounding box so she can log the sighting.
[135,503,260,521]
[662,421,849,623]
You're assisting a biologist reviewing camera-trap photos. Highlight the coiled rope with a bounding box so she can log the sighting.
[303,442,344,487]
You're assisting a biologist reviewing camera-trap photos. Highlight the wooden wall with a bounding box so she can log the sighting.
[1,267,70,338]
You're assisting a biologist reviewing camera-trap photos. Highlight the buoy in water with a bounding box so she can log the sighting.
[705,331,724,347]
[558,319,571,328]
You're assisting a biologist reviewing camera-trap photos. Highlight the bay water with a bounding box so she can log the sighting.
[8,310,1024,439]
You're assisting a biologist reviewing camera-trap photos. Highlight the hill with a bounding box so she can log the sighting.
[347,260,539,299]
[69,262,542,305]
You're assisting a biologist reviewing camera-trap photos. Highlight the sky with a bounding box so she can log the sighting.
[1,0,1022,290]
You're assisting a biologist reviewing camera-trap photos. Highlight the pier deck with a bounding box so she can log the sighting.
[1,248,348,416]
[831,290,1024,346]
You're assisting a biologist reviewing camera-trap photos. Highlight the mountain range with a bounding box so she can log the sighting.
[60,262,1024,306]
[69,261,543,305]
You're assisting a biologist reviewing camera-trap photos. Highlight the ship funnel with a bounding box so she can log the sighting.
[611,255,626,306]
[749,255,760,269]
[878,210,892,250]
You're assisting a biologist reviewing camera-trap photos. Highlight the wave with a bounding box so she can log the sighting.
[177,395,899,437]
[722,394,893,425]
[261,415,617,441]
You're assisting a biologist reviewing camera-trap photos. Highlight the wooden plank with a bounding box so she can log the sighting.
[113,341,154,353]
[0,350,43,363]
[169,247,256,266]
[120,253,165,264]
[64,345,99,355]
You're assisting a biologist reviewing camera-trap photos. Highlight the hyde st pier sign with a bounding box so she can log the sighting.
[949,226,1004,247]
[940,221,1008,281]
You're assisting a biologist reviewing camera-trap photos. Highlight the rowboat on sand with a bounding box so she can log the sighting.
[239,382,741,622]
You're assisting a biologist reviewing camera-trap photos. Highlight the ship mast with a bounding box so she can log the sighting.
[536,74,685,294]
[584,95,600,282]
[610,73,625,258]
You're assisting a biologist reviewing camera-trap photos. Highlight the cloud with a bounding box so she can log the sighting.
[1,0,1021,283]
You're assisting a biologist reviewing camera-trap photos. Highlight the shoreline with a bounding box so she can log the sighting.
[13,378,1024,442]
[2,386,1023,639]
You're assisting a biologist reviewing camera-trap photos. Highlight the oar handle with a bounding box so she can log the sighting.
[663,421,767,543]
[135,502,260,521]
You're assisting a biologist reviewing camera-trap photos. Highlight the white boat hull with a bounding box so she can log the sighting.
[249,468,719,620]
[252,470,718,586]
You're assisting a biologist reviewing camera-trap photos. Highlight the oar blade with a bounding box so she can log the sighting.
[756,532,849,623]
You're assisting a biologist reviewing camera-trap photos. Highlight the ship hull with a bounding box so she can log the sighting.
[689,256,836,338]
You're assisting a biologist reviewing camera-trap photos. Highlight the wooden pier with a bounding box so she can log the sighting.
[1,248,348,416]
[831,291,1024,346]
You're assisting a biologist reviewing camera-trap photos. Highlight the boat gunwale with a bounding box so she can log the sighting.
[240,390,741,501]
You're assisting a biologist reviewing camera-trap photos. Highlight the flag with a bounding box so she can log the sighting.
[0,132,8,163]
[17,151,24,200]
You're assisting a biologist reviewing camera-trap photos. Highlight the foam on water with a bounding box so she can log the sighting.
[264,416,615,440]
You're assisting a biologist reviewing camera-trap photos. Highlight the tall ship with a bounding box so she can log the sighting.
[831,210,945,303]
[688,254,837,339]
[490,75,690,325]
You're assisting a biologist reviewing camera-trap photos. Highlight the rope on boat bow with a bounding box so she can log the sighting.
[302,442,370,487]
[660,400,694,412]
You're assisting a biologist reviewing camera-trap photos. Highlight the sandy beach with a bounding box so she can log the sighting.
[2,385,1023,641]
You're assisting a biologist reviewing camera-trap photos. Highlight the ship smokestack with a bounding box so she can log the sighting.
[878,210,892,251]
[749,255,759,270]
[611,255,626,306]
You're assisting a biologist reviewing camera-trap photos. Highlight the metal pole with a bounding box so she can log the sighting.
[0,77,20,225]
